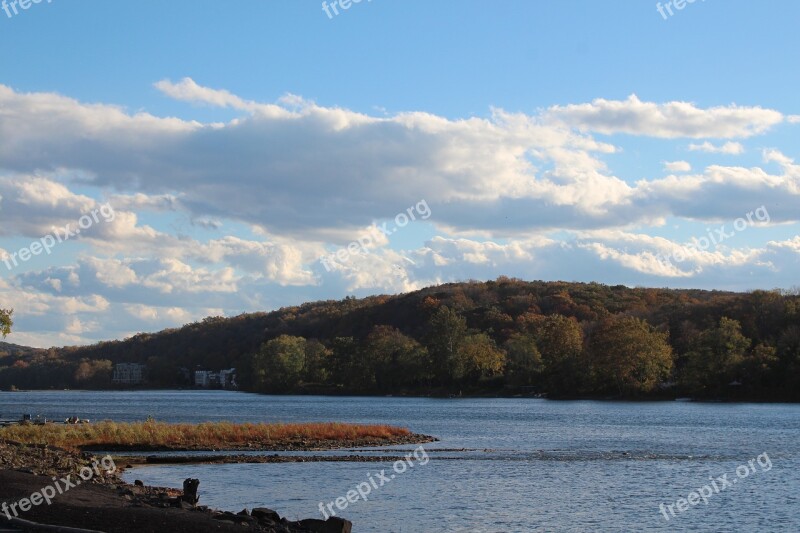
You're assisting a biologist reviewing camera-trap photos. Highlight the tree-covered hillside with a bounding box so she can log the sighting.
[2,279,799,400]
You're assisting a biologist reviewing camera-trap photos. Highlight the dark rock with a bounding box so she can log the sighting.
[252,507,282,523]
[296,517,353,533]
[182,478,200,505]
[134,479,144,486]
[180,500,196,510]
[212,511,253,524]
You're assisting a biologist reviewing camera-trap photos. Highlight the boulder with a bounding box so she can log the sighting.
[252,507,282,524]
[296,517,353,533]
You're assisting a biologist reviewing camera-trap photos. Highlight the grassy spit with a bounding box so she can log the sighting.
[0,421,419,451]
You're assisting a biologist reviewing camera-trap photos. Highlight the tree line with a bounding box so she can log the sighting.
[1,280,799,400]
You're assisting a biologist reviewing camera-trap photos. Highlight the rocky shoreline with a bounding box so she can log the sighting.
[1,437,432,532]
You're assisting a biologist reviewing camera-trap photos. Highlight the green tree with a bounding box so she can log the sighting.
[738,343,779,393]
[0,309,12,338]
[589,316,673,396]
[681,317,751,394]
[536,314,584,395]
[328,337,357,387]
[303,339,331,383]
[425,306,468,385]
[364,326,431,390]
[252,335,307,392]
[504,333,543,387]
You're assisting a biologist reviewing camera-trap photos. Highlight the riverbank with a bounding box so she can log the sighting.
[0,440,359,532]
[0,420,435,533]
[0,421,436,531]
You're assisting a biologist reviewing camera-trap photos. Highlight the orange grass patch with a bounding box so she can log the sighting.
[0,421,412,451]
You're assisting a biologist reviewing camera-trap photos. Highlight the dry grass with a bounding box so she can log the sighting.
[0,421,413,451]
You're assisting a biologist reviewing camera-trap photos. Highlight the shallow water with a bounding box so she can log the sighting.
[2,390,798,532]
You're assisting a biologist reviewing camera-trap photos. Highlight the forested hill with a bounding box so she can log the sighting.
[2,279,799,400]
[0,342,38,357]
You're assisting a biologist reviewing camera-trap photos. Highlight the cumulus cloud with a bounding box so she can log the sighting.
[3,82,796,239]
[2,82,799,347]
[636,154,800,223]
[688,141,745,155]
[154,77,293,118]
[547,95,783,139]
[663,161,692,173]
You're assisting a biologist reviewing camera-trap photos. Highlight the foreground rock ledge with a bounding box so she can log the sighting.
[0,440,356,532]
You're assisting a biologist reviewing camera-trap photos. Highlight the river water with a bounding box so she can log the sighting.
[1,390,797,532]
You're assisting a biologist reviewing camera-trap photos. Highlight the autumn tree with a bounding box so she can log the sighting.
[589,316,673,396]
[74,359,113,388]
[452,333,506,384]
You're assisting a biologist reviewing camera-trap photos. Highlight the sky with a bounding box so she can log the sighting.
[1,0,799,348]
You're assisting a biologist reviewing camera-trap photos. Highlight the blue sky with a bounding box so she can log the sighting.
[1,0,799,347]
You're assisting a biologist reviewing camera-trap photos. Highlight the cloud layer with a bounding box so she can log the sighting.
[1,82,798,347]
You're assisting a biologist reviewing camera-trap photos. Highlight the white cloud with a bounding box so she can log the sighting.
[547,95,783,139]
[688,141,745,155]
[663,161,692,173]
[3,83,795,241]
[2,82,800,347]
[0,82,638,237]
[154,77,293,119]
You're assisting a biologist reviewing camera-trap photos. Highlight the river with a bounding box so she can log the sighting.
[1,390,797,532]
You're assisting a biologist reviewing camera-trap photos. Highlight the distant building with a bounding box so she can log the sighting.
[219,368,238,389]
[194,370,213,388]
[112,363,146,385]
[194,368,238,389]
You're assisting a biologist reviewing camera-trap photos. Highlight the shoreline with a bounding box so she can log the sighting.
[0,428,434,532]
[2,388,796,404]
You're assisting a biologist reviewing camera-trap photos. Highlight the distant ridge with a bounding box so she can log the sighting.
[0,342,38,357]
[2,279,798,401]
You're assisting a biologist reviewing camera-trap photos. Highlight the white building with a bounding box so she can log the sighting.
[219,368,238,389]
[195,368,237,389]
[194,370,213,387]
[112,363,146,385]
